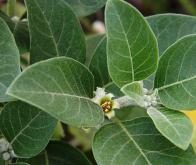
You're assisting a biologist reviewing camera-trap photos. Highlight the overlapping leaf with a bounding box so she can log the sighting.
[23,141,91,165]
[155,34,196,110]
[89,36,110,87]
[145,14,196,89]
[7,57,104,127]
[0,18,21,102]
[65,0,107,17]
[147,14,196,55]
[106,0,158,87]
[147,107,193,150]
[25,0,86,64]
[0,11,30,54]
[0,101,56,158]
[93,117,196,165]
[85,34,104,67]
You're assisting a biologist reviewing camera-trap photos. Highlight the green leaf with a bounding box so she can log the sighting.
[0,18,21,102]
[147,107,193,150]
[93,117,196,165]
[24,141,91,165]
[115,106,147,121]
[64,0,106,17]
[105,82,124,97]
[89,36,110,88]
[85,34,104,67]
[25,0,86,64]
[106,0,158,88]
[145,14,196,90]
[0,11,30,54]
[143,75,155,90]
[147,14,196,55]
[46,141,91,165]
[7,57,104,127]
[0,101,57,158]
[155,34,196,110]
[121,82,145,106]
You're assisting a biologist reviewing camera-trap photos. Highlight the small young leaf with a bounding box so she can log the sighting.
[93,117,196,165]
[155,34,196,110]
[7,57,104,127]
[147,107,193,150]
[0,101,57,158]
[25,0,86,64]
[65,0,107,17]
[0,11,30,54]
[24,141,91,165]
[121,82,145,106]
[106,0,158,87]
[89,36,110,88]
[0,18,21,102]
[147,14,196,55]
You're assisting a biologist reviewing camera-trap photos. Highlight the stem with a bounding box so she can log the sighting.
[114,96,137,108]
[7,0,16,17]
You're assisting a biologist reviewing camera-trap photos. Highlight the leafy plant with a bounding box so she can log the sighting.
[0,0,196,164]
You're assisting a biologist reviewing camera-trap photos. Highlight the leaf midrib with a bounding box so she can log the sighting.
[111,1,134,81]
[8,90,92,101]
[157,75,196,90]
[115,118,152,165]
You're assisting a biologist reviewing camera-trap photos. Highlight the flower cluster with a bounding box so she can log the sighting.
[0,138,15,161]
[92,88,119,119]
[143,88,158,108]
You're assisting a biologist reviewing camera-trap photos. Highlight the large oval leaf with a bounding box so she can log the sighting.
[23,141,91,165]
[0,101,56,158]
[25,0,86,64]
[0,18,21,102]
[65,0,106,17]
[106,0,158,87]
[147,107,193,150]
[155,34,196,110]
[147,14,196,55]
[93,117,196,165]
[7,57,104,127]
